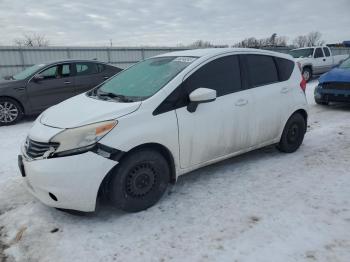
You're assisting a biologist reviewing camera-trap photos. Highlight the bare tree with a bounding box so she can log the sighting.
[293,32,325,48]
[189,40,214,48]
[269,33,277,46]
[293,35,308,48]
[14,33,50,47]
[233,34,287,48]
[306,31,325,47]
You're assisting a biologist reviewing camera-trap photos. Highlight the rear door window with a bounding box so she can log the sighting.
[75,62,99,76]
[323,47,330,57]
[245,55,279,87]
[314,48,324,58]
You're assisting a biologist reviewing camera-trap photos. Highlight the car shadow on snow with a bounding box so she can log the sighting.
[67,144,285,219]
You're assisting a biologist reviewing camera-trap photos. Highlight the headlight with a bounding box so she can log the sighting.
[51,120,117,153]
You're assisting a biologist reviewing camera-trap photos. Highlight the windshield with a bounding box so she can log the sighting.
[339,58,350,69]
[13,64,46,80]
[95,56,197,101]
[289,48,314,58]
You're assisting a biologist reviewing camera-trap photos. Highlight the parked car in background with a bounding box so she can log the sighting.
[314,57,350,105]
[19,48,308,213]
[0,60,122,125]
[289,46,349,82]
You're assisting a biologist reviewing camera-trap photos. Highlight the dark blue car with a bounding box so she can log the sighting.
[314,57,350,105]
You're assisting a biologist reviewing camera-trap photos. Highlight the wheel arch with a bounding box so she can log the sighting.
[98,142,177,199]
[285,108,308,134]
[122,142,176,184]
[0,95,25,114]
[294,108,308,126]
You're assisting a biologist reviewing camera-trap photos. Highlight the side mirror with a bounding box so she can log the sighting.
[187,88,216,113]
[33,74,44,82]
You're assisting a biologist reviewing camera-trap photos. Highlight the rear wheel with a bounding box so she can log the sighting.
[302,67,312,82]
[277,113,306,153]
[109,149,170,212]
[0,98,23,126]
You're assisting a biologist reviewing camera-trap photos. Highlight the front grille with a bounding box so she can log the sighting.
[323,82,350,90]
[25,138,59,159]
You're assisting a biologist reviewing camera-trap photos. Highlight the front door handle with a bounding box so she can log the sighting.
[323,58,326,61]
[281,87,289,94]
[235,99,248,107]
[64,81,71,84]
[103,76,109,79]
[13,87,25,91]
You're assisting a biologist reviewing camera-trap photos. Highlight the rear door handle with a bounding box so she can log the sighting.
[235,99,248,107]
[281,87,289,94]
[64,81,71,84]
[103,76,109,79]
[323,58,326,61]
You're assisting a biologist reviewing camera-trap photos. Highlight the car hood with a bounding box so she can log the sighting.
[319,68,350,84]
[0,79,26,89]
[40,94,142,129]
[294,57,310,63]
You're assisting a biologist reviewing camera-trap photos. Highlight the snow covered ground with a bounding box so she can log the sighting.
[1,81,350,262]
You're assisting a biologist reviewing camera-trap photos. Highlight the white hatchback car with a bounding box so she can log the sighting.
[19,48,308,212]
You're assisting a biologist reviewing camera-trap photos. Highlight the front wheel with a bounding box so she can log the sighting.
[109,149,170,212]
[0,98,23,126]
[277,113,306,153]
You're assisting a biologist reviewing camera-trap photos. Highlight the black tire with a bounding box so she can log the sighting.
[109,149,170,212]
[315,99,329,106]
[277,113,306,153]
[302,67,312,82]
[0,97,23,126]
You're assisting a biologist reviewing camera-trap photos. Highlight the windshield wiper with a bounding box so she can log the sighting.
[97,91,134,102]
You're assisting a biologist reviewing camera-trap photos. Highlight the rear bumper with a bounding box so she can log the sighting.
[19,151,117,212]
[314,86,350,103]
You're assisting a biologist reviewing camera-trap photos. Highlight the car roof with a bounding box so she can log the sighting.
[155,48,293,60]
[38,59,114,66]
[291,46,326,51]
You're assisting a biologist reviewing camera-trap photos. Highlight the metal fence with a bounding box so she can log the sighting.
[1,46,350,78]
[0,46,188,78]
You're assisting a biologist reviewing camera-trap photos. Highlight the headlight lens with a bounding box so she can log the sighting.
[51,120,117,153]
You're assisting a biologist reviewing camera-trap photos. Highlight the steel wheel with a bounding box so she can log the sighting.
[109,149,170,212]
[126,163,157,198]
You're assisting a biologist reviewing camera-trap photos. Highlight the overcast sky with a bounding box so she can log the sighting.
[0,0,349,46]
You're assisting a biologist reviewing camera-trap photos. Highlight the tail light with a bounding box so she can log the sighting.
[300,77,306,92]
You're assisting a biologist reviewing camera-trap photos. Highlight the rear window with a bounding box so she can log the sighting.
[274,57,295,81]
[245,55,278,87]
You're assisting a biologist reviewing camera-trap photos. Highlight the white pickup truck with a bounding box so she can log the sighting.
[289,46,349,82]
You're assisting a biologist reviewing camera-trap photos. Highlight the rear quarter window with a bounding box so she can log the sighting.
[274,57,295,81]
